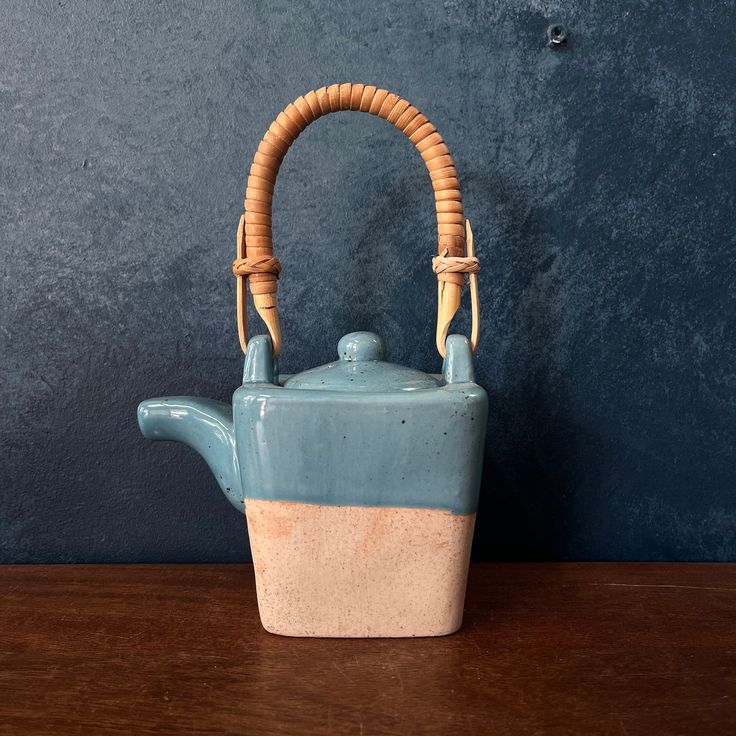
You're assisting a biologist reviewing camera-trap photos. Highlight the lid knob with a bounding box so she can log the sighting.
[338,332,384,362]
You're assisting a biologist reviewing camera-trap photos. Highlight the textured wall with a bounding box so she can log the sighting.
[1,1,734,562]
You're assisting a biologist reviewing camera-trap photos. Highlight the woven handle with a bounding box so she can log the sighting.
[234,83,478,357]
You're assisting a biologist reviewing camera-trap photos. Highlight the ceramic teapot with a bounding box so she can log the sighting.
[138,84,487,638]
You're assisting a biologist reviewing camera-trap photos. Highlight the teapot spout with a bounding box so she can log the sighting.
[137,397,244,511]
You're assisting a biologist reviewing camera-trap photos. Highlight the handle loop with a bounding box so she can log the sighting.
[234,83,480,358]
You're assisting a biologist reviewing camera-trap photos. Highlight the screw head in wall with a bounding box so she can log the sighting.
[546,23,569,47]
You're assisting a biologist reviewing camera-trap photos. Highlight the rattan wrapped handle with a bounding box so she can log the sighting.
[234,83,477,357]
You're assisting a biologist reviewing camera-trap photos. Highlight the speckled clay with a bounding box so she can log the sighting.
[246,500,476,637]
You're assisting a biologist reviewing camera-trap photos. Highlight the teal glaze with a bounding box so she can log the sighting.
[137,397,243,509]
[138,332,487,514]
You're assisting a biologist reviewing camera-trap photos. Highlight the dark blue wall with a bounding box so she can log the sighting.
[1,1,734,562]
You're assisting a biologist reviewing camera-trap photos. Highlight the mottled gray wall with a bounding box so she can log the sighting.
[1,1,734,562]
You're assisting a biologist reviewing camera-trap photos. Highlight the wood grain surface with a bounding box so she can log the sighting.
[1,564,735,735]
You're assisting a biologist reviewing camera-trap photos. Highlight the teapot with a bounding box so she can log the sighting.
[138,84,487,637]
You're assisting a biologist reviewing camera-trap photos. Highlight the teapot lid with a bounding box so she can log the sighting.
[283,332,441,392]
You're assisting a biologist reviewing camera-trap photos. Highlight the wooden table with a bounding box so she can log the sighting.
[1,564,734,735]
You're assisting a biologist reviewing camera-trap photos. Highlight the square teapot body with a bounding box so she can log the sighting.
[231,332,487,637]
